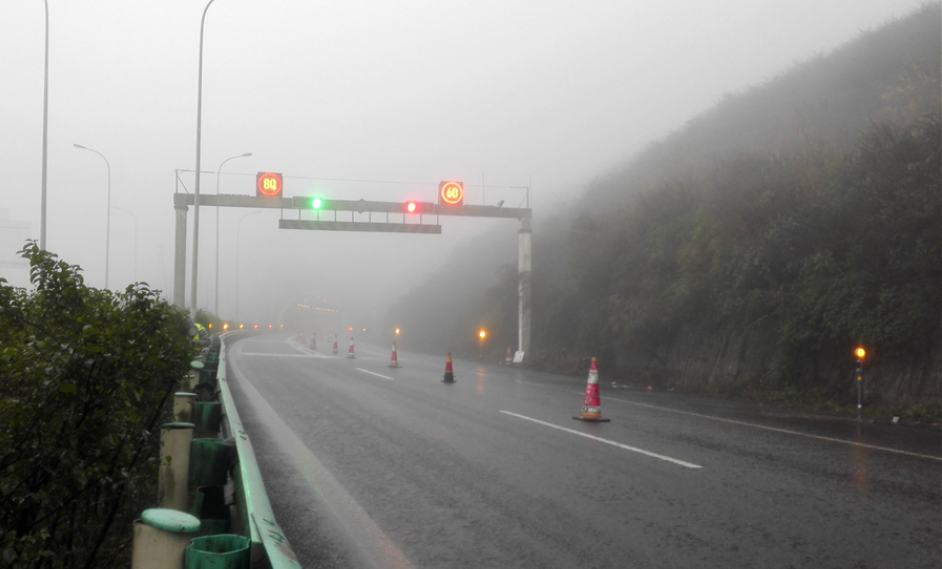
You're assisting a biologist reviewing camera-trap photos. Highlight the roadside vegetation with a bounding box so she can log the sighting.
[0,242,194,568]
[385,4,941,417]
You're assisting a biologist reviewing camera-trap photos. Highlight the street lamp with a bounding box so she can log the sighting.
[215,152,252,316]
[112,206,138,282]
[40,0,50,250]
[190,0,218,312]
[73,144,112,289]
[235,210,262,321]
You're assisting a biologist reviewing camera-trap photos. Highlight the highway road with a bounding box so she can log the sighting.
[225,332,941,569]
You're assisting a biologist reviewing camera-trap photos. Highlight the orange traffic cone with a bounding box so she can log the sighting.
[442,353,455,383]
[504,347,513,365]
[332,336,338,355]
[573,357,610,422]
[347,337,356,359]
[388,341,401,368]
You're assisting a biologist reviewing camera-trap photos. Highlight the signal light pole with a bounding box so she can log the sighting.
[855,347,865,421]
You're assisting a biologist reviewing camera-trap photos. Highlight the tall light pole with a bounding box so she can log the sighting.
[215,152,251,316]
[190,0,217,312]
[73,144,111,289]
[235,210,262,321]
[113,206,138,282]
[40,0,49,250]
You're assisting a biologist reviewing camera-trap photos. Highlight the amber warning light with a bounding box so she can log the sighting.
[439,181,464,206]
[256,172,283,198]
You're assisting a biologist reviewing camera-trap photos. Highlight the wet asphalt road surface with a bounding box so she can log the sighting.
[225,332,941,569]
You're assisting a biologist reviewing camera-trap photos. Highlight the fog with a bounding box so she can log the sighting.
[0,0,924,326]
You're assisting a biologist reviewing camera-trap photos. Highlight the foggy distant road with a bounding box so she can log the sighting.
[225,332,940,569]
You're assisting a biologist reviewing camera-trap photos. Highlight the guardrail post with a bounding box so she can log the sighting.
[131,508,200,569]
[159,422,195,511]
[185,534,251,568]
[193,401,222,437]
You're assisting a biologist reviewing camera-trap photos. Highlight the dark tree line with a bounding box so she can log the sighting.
[384,5,941,409]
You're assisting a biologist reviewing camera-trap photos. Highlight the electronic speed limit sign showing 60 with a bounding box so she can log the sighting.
[256,172,284,198]
[439,181,464,206]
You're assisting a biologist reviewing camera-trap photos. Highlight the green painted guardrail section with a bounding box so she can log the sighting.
[217,333,301,568]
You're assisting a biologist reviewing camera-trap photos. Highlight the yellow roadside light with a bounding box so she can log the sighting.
[395,328,400,335]
[479,330,486,339]
[855,347,866,360]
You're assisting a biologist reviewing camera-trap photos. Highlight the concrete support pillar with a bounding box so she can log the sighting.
[131,508,200,569]
[186,361,204,391]
[518,217,532,358]
[173,392,196,424]
[158,423,194,512]
[173,204,188,309]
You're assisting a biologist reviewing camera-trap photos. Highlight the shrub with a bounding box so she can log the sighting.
[0,242,193,569]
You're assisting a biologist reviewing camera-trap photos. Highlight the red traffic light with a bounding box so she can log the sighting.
[406,201,417,213]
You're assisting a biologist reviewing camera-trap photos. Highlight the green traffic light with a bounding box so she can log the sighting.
[311,197,323,209]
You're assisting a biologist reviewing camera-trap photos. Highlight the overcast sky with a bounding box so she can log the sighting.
[0,0,926,324]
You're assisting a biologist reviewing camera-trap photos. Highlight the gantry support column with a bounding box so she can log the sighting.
[173,204,188,308]
[518,217,532,358]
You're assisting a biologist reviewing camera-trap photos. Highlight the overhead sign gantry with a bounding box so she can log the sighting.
[172,176,533,357]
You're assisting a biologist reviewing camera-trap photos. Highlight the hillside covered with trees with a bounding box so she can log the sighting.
[384,4,941,409]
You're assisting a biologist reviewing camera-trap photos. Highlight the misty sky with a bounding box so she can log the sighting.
[0,0,926,324]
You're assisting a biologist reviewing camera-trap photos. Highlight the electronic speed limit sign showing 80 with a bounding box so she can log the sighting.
[256,172,284,198]
[439,181,464,206]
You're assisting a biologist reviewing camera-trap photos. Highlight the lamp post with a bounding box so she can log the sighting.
[73,144,111,289]
[235,210,262,321]
[190,0,217,312]
[215,152,251,316]
[40,0,50,250]
[113,206,138,282]
[855,347,866,421]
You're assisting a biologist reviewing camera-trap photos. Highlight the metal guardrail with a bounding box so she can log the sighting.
[217,333,301,568]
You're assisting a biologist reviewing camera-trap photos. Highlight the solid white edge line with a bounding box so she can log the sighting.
[357,368,394,381]
[500,410,702,469]
[241,352,327,358]
[593,393,942,462]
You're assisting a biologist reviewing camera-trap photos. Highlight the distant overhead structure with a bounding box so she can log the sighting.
[172,175,533,358]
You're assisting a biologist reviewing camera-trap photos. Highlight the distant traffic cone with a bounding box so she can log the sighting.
[573,357,610,422]
[442,353,455,383]
[332,337,339,355]
[347,336,356,359]
[388,342,401,368]
[504,347,513,366]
